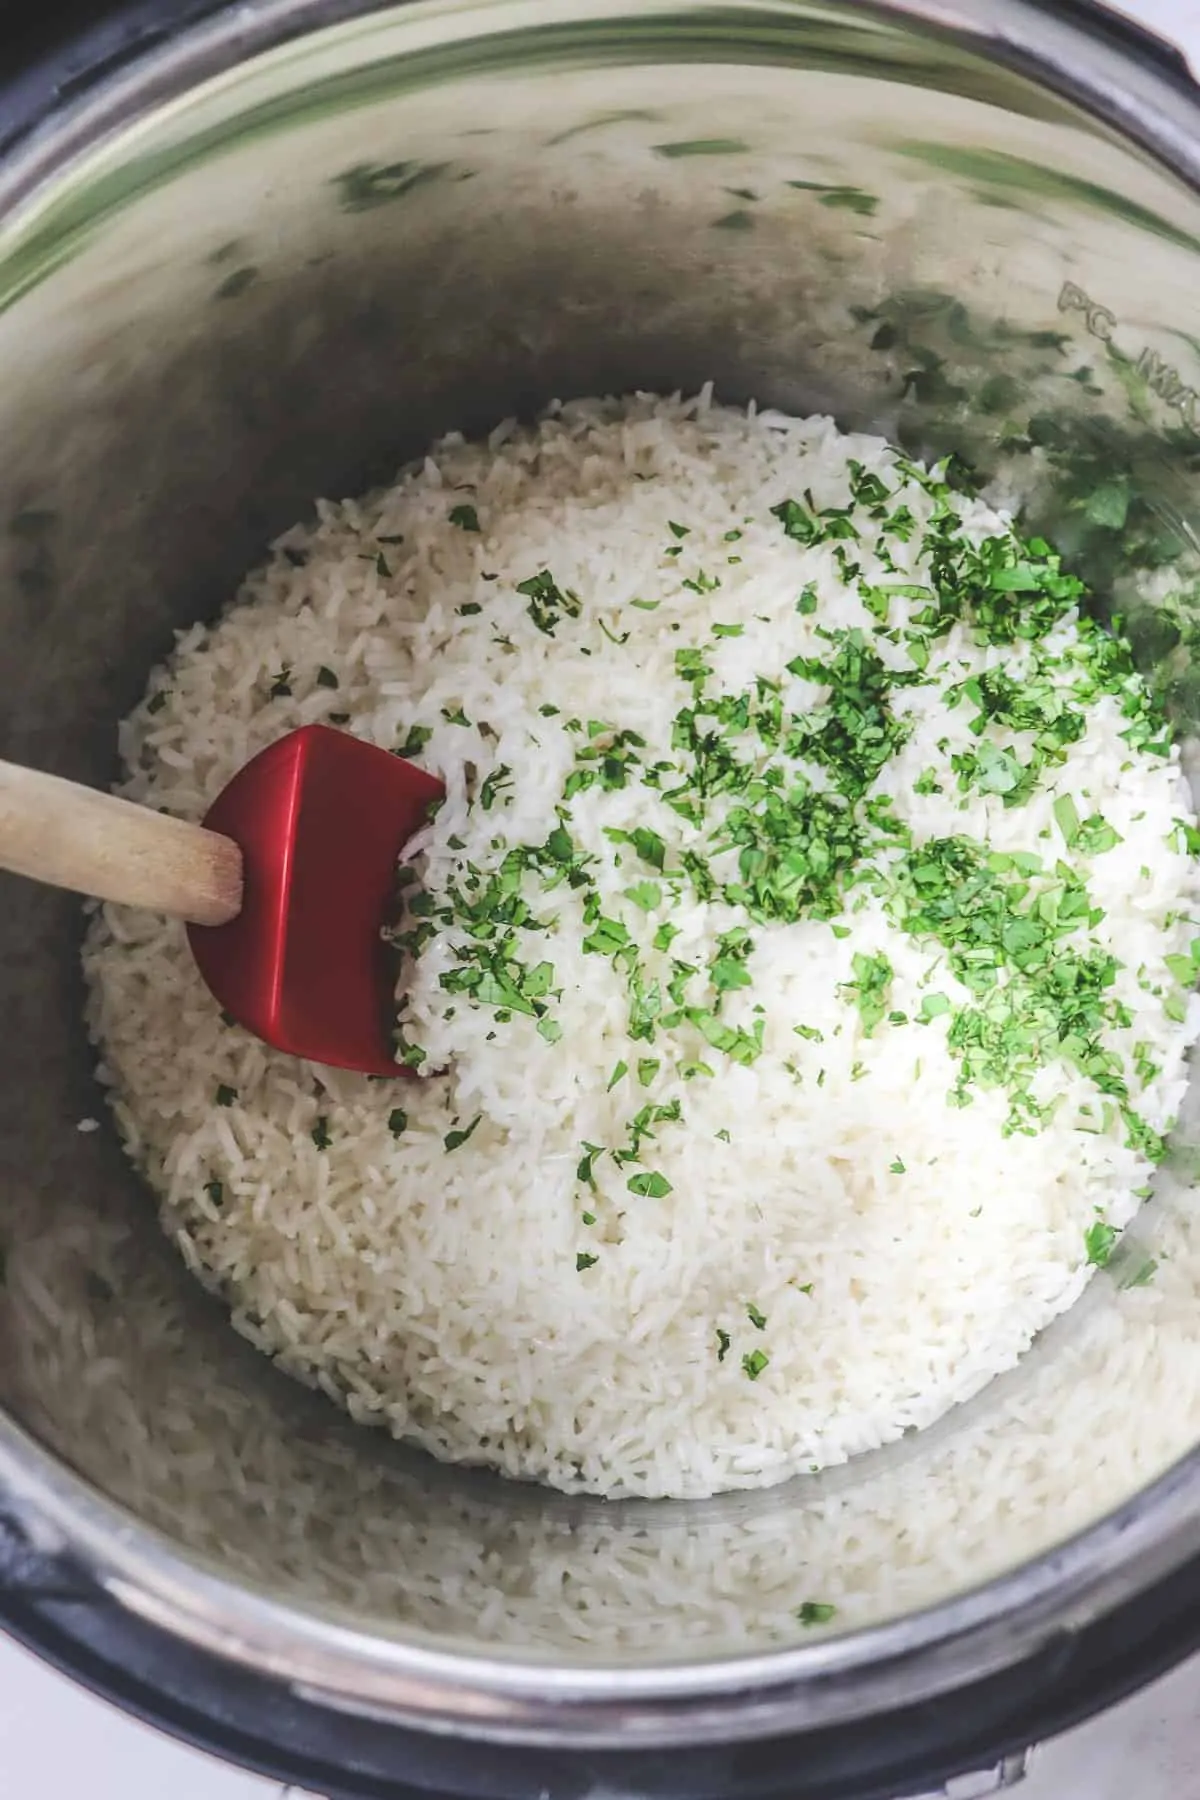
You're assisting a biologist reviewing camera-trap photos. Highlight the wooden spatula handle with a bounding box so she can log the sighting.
[0,760,243,926]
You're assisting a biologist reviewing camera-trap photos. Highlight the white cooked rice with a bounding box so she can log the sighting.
[81,390,1200,1500]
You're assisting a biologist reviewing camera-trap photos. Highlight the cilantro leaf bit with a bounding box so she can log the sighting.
[1085,1220,1118,1267]
[444,1114,482,1152]
[479,765,513,811]
[772,493,859,550]
[625,880,663,912]
[840,951,893,1036]
[577,1142,604,1188]
[689,1009,765,1066]
[784,629,920,800]
[710,927,754,994]
[517,569,582,636]
[627,1170,672,1198]
[396,724,433,759]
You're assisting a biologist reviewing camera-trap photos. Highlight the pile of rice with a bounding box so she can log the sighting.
[81,390,1200,1499]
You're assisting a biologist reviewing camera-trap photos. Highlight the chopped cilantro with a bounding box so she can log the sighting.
[1085,1220,1118,1266]
[625,880,662,912]
[449,503,480,531]
[396,724,432,758]
[444,1114,482,1152]
[311,1116,332,1150]
[841,951,893,1036]
[576,1252,599,1272]
[747,1302,767,1330]
[479,765,513,811]
[388,1108,408,1136]
[517,569,581,635]
[742,1348,769,1380]
[797,1602,836,1626]
[716,1328,731,1361]
[577,1142,604,1187]
[215,1084,237,1107]
[316,665,339,689]
[689,1009,765,1066]
[627,1170,672,1198]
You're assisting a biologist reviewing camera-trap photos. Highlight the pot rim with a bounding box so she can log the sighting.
[3,0,1200,1748]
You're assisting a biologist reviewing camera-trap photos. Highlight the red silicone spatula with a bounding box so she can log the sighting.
[0,725,444,1076]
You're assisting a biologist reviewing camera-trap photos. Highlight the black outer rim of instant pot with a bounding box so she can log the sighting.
[4,1544,1200,1800]
[2,2,1200,1796]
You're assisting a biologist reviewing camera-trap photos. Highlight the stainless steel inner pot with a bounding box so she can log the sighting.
[4,0,1200,1767]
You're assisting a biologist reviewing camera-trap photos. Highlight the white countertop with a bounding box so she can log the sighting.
[5,1,1200,1796]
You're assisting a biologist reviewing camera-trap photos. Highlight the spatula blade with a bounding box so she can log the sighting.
[188,725,443,1075]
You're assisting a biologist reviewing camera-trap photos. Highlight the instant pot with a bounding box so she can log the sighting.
[5,2,1200,1796]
